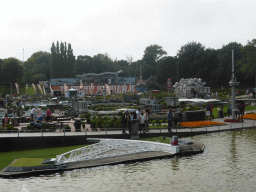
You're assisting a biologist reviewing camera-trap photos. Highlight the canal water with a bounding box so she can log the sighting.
[1,129,256,192]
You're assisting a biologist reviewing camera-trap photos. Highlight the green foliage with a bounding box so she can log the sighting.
[0,144,89,170]
[49,127,56,132]
[25,106,30,111]
[64,126,71,132]
[85,113,92,119]
[1,58,23,85]
[118,111,123,116]
[79,113,86,119]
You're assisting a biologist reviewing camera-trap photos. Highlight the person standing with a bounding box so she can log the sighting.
[167,108,173,132]
[145,108,151,132]
[139,112,146,133]
[122,111,128,134]
[210,103,213,119]
[46,108,52,122]
[136,108,141,118]
[240,102,245,116]
[206,103,211,119]
[12,111,18,126]
[4,114,9,125]
[31,107,35,120]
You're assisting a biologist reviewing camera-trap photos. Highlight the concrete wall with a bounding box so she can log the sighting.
[0,136,88,152]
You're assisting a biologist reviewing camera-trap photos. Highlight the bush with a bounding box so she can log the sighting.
[24,106,30,111]
[85,113,92,119]
[79,113,86,119]
[49,127,56,132]
[26,125,34,130]
[64,126,71,132]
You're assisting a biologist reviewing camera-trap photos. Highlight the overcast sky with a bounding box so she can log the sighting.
[1,0,255,62]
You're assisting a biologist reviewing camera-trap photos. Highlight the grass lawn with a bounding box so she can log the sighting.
[10,158,45,167]
[212,106,256,119]
[0,144,89,171]
[0,86,41,95]
[149,125,168,129]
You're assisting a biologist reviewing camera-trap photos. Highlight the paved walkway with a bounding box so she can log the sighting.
[1,110,256,138]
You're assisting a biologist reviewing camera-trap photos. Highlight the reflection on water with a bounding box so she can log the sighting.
[1,129,256,192]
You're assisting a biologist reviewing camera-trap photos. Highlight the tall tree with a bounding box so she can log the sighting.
[76,55,95,75]
[177,41,205,79]
[50,42,58,78]
[50,41,75,78]
[238,39,256,87]
[215,42,243,86]
[67,43,75,78]
[156,56,177,84]
[142,44,167,80]
[2,58,23,86]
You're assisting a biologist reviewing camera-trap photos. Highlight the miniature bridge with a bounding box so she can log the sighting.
[56,139,178,165]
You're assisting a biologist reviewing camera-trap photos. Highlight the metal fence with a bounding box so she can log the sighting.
[0,121,255,138]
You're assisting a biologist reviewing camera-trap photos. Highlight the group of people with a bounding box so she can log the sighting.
[122,108,151,134]
[3,111,18,126]
[206,103,214,119]
[29,107,52,128]
[229,102,245,117]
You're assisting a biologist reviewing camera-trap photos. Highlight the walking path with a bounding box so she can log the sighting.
[1,110,256,138]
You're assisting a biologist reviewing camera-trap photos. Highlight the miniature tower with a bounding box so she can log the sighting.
[229,49,240,119]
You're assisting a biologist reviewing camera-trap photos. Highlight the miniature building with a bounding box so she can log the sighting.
[173,78,207,98]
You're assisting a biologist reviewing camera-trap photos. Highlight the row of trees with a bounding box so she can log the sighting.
[0,40,256,88]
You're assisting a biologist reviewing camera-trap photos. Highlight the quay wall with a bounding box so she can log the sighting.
[1,126,256,152]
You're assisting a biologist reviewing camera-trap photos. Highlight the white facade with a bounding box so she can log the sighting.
[173,78,207,98]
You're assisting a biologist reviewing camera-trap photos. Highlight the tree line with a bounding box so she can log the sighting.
[0,39,255,88]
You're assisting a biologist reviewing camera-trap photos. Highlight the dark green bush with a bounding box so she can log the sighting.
[64,126,71,132]
[49,127,56,132]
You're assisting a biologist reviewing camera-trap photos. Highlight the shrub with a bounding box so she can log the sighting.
[26,125,34,130]
[64,126,71,132]
[49,127,56,132]
[24,106,30,111]
[85,113,92,119]
[79,113,86,119]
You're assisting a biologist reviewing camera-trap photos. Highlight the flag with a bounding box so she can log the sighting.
[37,84,43,95]
[80,82,83,89]
[15,83,19,94]
[105,84,111,94]
[64,84,68,92]
[26,83,28,95]
[32,83,36,94]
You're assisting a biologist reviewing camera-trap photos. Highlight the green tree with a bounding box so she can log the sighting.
[142,45,167,80]
[215,42,243,86]
[1,58,23,86]
[238,39,256,87]
[50,41,75,78]
[66,43,75,78]
[0,58,4,85]
[156,56,177,84]
[177,41,205,79]
[24,51,51,83]
[76,55,95,75]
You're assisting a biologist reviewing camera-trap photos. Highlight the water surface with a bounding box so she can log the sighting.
[1,129,256,192]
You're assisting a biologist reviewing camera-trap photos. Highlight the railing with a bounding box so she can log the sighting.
[56,139,175,164]
[0,121,255,137]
